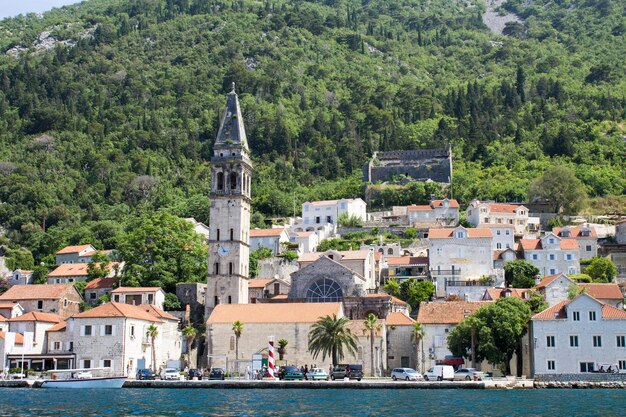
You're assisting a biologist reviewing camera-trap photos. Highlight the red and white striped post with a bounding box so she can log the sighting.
[267,336,275,379]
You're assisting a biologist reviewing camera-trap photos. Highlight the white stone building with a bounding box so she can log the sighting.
[385,312,418,371]
[55,245,114,264]
[531,293,626,375]
[111,287,165,310]
[250,228,289,255]
[184,218,210,242]
[552,226,598,261]
[0,302,24,319]
[46,302,181,376]
[302,198,366,227]
[616,220,626,245]
[520,233,580,276]
[0,284,83,319]
[10,269,34,285]
[406,199,460,227]
[290,231,319,254]
[84,277,117,306]
[483,225,515,252]
[466,200,530,235]
[47,262,122,284]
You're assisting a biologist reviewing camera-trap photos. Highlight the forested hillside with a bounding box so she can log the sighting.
[0,0,624,265]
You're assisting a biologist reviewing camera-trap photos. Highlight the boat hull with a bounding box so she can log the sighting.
[41,376,127,388]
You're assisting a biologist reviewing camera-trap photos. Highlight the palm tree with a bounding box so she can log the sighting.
[364,313,382,377]
[308,314,358,366]
[232,320,244,361]
[146,324,159,373]
[182,325,197,367]
[410,323,425,373]
[277,338,288,361]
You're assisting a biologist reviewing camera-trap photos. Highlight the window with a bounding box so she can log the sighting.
[580,362,594,373]
[566,254,572,260]
[114,294,120,302]
[228,262,233,275]
[326,215,332,223]
[548,254,556,261]
[37,300,43,310]
[84,325,92,336]
[505,230,510,235]
[148,294,154,304]
[230,228,234,241]
[573,311,580,321]
[83,360,92,369]
[89,292,96,300]
[103,359,112,368]
[339,202,347,209]
[585,245,592,252]
[569,335,579,347]
[593,336,602,347]
[617,335,625,347]
[68,342,73,352]
[532,254,538,260]
[274,283,280,295]
[228,295,232,304]
[546,336,555,347]
[549,268,556,275]
[53,342,61,350]
[130,326,135,338]
[230,172,237,189]
[496,230,501,235]
[589,311,596,321]
[104,325,113,336]
[306,278,343,302]
[315,216,320,224]
[388,248,393,255]
[214,262,220,275]
[216,172,224,190]
[619,361,626,371]
[455,231,465,238]
[547,360,555,371]
[549,238,555,244]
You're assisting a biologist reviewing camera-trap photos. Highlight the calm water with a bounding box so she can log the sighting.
[1,388,625,416]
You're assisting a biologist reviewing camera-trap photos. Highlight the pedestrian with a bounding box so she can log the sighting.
[245,365,251,380]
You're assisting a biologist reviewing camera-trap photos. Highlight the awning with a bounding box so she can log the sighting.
[443,356,465,365]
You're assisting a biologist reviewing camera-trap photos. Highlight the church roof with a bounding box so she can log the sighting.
[207,302,343,324]
[214,83,248,150]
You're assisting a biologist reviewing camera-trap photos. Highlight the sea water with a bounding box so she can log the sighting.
[1,388,625,416]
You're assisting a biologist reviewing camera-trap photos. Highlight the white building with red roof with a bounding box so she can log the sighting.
[466,200,531,235]
[0,284,83,318]
[519,232,580,276]
[301,198,366,228]
[111,287,165,310]
[47,262,122,285]
[531,293,626,375]
[249,227,289,255]
[552,226,598,260]
[406,199,460,227]
[84,277,117,305]
[55,244,115,265]
[10,269,34,285]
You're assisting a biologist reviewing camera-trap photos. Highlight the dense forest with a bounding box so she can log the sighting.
[0,0,624,269]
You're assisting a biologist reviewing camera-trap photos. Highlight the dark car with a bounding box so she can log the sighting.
[208,368,225,380]
[280,366,304,381]
[331,364,363,381]
[187,369,204,380]
[136,369,155,380]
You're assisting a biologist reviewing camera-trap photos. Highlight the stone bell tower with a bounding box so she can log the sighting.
[206,83,252,315]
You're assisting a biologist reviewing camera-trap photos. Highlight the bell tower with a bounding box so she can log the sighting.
[206,83,252,314]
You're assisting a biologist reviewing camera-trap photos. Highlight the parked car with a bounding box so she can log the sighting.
[391,368,423,381]
[187,369,204,380]
[136,369,156,380]
[160,368,180,380]
[331,364,363,381]
[208,368,225,380]
[280,366,305,381]
[454,368,485,381]
[423,365,454,381]
[307,368,329,381]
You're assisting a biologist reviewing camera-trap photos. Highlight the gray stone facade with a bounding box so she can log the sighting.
[176,283,207,324]
[289,256,366,301]
[363,147,452,184]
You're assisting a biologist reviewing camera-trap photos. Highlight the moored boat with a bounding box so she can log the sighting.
[40,368,126,388]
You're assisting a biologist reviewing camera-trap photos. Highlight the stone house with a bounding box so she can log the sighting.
[616,220,626,245]
[176,283,206,325]
[0,284,83,318]
[47,302,181,376]
[5,312,65,371]
[297,249,377,291]
[427,226,495,298]
[535,273,576,306]
[530,293,626,375]
[466,200,530,235]
[250,228,289,255]
[55,245,114,264]
[301,198,367,227]
[206,302,350,370]
[0,302,25,319]
[578,283,624,309]
[10,269,34,285]
[184,218,210,242]
[482,287,532,301]
[111,287,165,310]
[385,312,418,371]
[290,231,319,254]
[346,319,387,377]
[519,233,580,276]
[84,277,117,306]
[552,226,598,261]
[483,225,515,252]
[406,199,460,227]
[47,262,122,284]
[0,331,23,371]
[248,278,290,303]
[383,256,429,282]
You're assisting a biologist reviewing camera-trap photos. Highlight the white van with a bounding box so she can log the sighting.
[424,365,454,381]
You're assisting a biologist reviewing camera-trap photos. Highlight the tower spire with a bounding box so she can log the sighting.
[215,83,248,151]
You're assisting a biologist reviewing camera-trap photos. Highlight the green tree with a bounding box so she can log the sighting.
[383,278,400,297]
[182,325,197,366]
[163,293,182,311]
[398,279,435,311]
[528,165,587,214]
[146,324,159,373]
[249,247,274,278]
[585,257,618,283]
[526,290,548,314]
[338,212,363,228]
[277,338,288,361]
[308,314,358,366]
[232,320,244,362]
[504,260,539,288]
[448,298,532,375]
[118,213,208,292]
[364,313,382,377]
[86,251,112,281]
[410,322,425,373]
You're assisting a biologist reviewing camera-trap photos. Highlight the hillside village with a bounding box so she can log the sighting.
[1,88,625,381]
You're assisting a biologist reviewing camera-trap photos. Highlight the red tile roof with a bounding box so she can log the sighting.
[85,277,117,290]
[0,284,77,300]
[248,279,273,289]
[520,239,541,251]
[111,287,162,293]
[532,300,569,320]
[391,296,408,306]
[0,316,6,322]
[431,199,460,208]
[74,302,162,322]
[485,203,525,214]
[0,331,24,344]
[0,303,16,309]
[407,205,432,212]
[386,312,416,326]
[579,283,623,300]
[386,256,428,266]
[559,239,579,250]
[250,228,285,238]
[428,228,492,239]
[601,303,626,319]
[46,321,67,332]
[417,301,489,324]
[8,311,63,323]
[138,304,178,321]
[485,288,530,300]
[553,227,597,238]
[48,263,120,277]
[536,274,569,289]
[207,302,342,324]
[56,244,94,255]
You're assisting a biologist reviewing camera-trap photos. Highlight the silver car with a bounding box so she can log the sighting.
[391,368,423,381]
[453,368,485,381]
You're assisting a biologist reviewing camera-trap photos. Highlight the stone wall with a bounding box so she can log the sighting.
[534,373,626,388]
[363,148,452,184]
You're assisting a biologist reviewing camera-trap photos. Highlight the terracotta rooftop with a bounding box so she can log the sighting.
[13,269,33,275]
[386,312,416,326]
[0,303,17,309]
[553,226,597,238]
[139,304,178,321]
[485,288,530,300]
[560,239,579,250]
[248,279,274,289]
[431,199,460,208]
[111,287,162,294]
[428,228,492,239]
[46,321,67,332]
[207,302,342,324]
[417,301,489,324]
[391,296,408,306]
[407,205,432,212]
[386,256,428,266]
[8,311,63,323]
[532,294,626,320]
[536,274,569,289]
[486,203,524,214]
[520,238,578,251]
[48,262,120,277]
[0,315,6,322]
[295,231,314,238]
[250,228,285,238]
[298,250,371,263]
[56,244,94,255]
[73,302,162,322]
[579,283,623,300]
[0,331,24,344]
[0,284,77,300]
[85,277,117,290]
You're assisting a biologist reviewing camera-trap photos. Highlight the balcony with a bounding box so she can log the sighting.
[430,269,462,276]
[445,279,495,287]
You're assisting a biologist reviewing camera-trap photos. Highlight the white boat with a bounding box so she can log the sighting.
[40,367,127,388]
